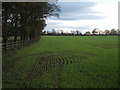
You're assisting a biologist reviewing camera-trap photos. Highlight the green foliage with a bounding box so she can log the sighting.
[2,2,60,42]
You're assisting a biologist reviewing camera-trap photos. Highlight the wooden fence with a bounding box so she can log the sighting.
[2,38,40,54]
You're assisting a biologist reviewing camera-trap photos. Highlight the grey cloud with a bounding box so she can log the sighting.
[49,2,105,20]
[46,2,106,31]
[59,15,105,20]
[58,2,97,14]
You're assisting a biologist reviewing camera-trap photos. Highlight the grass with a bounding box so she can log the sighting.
[2,36,119,88]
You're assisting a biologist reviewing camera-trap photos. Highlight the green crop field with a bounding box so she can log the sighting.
[2,36,119,88]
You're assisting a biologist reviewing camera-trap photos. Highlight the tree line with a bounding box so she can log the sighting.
[42,28,120,36]
[2,2,60,44]
[85,28,120,35]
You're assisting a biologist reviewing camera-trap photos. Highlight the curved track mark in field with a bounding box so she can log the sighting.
[17,56,50,88]
[58,56,76,65]
[16,54,84,88]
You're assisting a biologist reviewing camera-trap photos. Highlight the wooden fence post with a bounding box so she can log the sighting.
[2,37,40,54]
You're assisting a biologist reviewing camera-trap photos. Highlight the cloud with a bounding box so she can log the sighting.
[48,2,104,20]
[56,2,104,20]
[45,0,119,33]
[58,2,96,13]
[59,15,105,20]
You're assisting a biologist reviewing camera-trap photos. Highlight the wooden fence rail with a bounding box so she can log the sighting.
[2,38,40,54]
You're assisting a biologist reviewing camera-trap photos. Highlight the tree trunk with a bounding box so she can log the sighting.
[14,35,17,42]
[2,36,8,53]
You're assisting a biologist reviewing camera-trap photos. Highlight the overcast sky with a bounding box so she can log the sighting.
[45,0,119,33]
